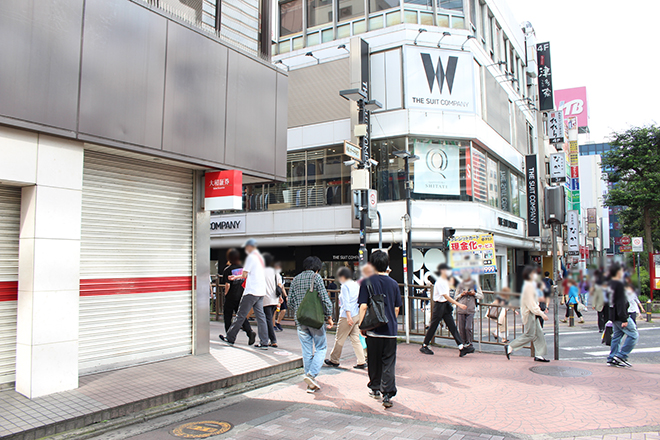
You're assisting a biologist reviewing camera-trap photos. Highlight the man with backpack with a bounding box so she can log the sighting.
[289,256,334,393]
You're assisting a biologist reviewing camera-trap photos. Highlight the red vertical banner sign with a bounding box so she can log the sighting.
[465,148,472,197]
[205,170,243,211]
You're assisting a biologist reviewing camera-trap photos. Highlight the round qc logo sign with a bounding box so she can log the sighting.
[171,421,232,438]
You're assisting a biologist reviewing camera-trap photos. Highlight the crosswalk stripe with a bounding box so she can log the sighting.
[585,347,660,356]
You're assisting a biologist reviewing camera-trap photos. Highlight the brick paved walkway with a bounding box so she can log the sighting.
[251,344,660,436]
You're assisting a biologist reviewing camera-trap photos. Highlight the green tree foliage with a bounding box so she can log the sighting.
[602,125,660,253]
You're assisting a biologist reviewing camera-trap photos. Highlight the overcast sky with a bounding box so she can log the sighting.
[506,0,660,143]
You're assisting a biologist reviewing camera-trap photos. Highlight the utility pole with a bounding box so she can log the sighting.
[339,87,382,268]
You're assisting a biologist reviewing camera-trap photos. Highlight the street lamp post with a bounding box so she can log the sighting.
[339,88,382,268]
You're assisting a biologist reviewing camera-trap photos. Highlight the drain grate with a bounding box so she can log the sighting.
[529,366,592,377]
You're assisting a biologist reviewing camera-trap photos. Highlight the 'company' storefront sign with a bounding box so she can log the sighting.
[405,46,475,113]
[210,215,246,236]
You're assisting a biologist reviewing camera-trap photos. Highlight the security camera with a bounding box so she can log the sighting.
[368,158,379,167]
[343,160,356,167]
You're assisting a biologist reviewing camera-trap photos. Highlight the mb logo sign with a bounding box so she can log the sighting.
[406,46,475,113]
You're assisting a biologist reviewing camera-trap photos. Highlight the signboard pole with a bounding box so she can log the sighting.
[637,253,641,294]
[402,216,410,344]
[552,224,560,361]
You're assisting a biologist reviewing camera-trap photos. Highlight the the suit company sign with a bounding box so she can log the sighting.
[406,46,475,113]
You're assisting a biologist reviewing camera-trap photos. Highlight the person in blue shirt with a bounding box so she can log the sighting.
[561,278,584,323]
[357,251,402,409]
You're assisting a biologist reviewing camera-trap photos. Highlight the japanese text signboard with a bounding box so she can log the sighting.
[448,234,497,275]
[536,42,554,111]
[547,111,565,144]
[567,210,580,256]
[550,153,566,183]
[205,170,243,211]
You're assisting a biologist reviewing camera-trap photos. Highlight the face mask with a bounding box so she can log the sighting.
[531,273,538,282]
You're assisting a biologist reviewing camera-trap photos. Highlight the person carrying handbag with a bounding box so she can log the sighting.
[288,256,334,394]
[357,251,402,409]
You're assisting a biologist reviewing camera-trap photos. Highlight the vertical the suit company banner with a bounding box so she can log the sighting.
[526,155,540,237]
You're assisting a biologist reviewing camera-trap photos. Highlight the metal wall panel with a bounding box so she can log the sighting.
[514,105,527,155]
[288,59,351,128]
[0,186,21,385]
[275,74,288,179]
[484,71,512,143]
[0,0,83,130]
[79,151,193,374]
[162,23,228,162]
[78,0,167,150]
[225,51,277,173]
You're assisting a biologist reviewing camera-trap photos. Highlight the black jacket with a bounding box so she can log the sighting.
[608,279,629,323]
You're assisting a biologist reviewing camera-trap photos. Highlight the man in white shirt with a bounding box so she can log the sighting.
[420,263,471,356]
[325,267,367,369]
[220,239,269,349]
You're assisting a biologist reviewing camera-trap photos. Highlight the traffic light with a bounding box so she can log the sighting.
[442,227,456,250]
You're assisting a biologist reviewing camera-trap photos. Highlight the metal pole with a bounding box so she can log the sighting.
[552,224,560,361]
[377,211,383,249]
[637,252,641,293]
[402,216,410,344]
[358,98,368,268]
[404,156,415,333]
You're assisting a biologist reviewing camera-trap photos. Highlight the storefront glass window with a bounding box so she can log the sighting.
[370,0,400,13]
[438,0,462,11]
[244,147,350,211]
[337,0,365,22]
[411,139,472,201]
[471,147,488,204]
[518,174,527,220]
[371,138,407,202]
[510,170,519,216]
[280,0,303,36]
[308,0,333,28]
[487,157,498,208]
[404,0,432,10]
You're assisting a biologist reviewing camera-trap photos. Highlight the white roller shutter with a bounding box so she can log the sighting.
[79,150,194,374]
[0,185,21,385]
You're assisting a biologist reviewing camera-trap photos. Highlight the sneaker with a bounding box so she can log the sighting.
[353,363,367,370]
[269,343,278,348]
[382,395,393,408]
[534,357,550,363]
[419,345,434,355]
[368,389,381,399]
[219,335,234,346]
[613,356,632,368]
[560,319,567,323]
[607,358,619,367]
[253,344,269,350]
[324,359,340,367]
[306,385,316,394]
[304,374,320,390]
[504,345,511,360]
[460,345,475,357]
[273,326,279,333]
[276,323,283,331]
[248,332,256,346]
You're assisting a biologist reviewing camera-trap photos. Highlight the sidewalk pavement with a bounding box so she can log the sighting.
[0,321,303,440]
[250,342,660,437]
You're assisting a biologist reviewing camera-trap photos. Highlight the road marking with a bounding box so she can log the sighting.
[555,327,660,336]
[585,347,660,356]
[560,346,603,351]
[171,421,232,438]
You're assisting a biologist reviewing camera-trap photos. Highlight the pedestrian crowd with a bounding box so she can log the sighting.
[218,238,646,409]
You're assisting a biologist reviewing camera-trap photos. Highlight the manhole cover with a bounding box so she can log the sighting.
[171,421,232,438]
[529,366,592,377]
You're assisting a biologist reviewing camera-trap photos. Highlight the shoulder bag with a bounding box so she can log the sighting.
[295,275,325,329]
[359,278,389,331]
